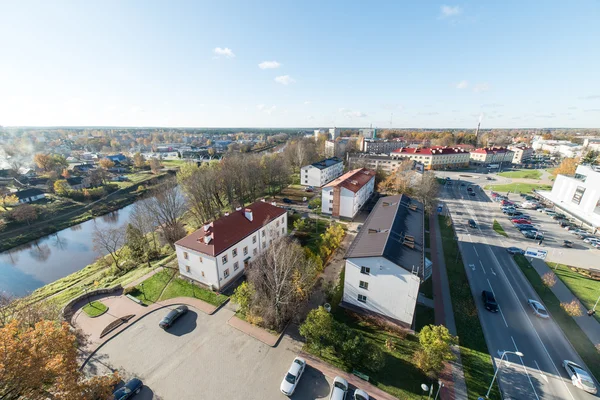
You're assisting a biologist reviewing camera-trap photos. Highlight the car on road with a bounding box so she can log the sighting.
[552,214,567,220]
[282,198,293,204]
[113,378,143,400]
[280,357,306,396]
[502,208,516,214]
[330,376,349,400]
[518,214,531,220]
[506,247,525,255]
[563,360,597,394]
[353,389,370,400]
[468,219,477,228]
[584,238,600,246]
[159,305,188,330]
[506,210,523,217]
[481,290,498,312]
[527,299,549,318]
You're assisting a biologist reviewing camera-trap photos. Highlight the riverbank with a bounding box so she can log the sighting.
[0,172,172,253]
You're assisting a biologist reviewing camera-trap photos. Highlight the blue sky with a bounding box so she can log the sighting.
[1,0,599,128]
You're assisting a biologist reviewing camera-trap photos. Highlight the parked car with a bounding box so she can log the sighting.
[468,219,477,228]
[545,210,557,216]
[330,376,349,400]
[280,357,306,396]
[519,214,531,220]
[113,378,143,400]
[508,211,523,217]
[527,299,549,318]
[282,198,293,204]
[512,219,531,225]
[461,183,466,186]
[522,230,541,239]
[304,186,314,192]
[502,208,516,214]
[159,305,188,330]
[520,193,528,198]
[558,221,570,228]
[563,240,573,248]
[353,389,370,400]
[506,247,525,255]
[482,290,498,312]
[517,224,538,231]
[563,360,597,394]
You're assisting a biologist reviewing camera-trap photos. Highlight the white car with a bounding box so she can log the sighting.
[330,376,349,400]
[583,237,600,245]
[280,357,306,396]
[353,389,370,400]
[563,360,597,394]
[527,299,549,318]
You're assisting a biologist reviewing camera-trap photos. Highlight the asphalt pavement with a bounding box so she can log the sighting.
[439,176,597,400]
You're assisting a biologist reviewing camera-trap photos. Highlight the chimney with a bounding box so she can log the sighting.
[235,206,242,211]
[244,208,253,222]
[224,212,229,216]
[261,198,266,202]
[203,234,213,244]
[203,222,213,232]
[271,201,277,206]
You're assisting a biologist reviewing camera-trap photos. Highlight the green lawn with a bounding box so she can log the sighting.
[513,255,600,381]
[483,183,552,194]
[133,268,228,307]
[492,220,508,237]
[162,159,191,167]
[82,300,108,317]
[497,169,542,179]
[293,218,330,255]
[550,263,600,323]
[438,216,499,400]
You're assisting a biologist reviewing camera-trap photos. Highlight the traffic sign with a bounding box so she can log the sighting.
[524,247,548,260]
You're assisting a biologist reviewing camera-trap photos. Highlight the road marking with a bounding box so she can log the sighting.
[534,360,549,383]
[511,336,540,400]
[490,268,496,276]
[473,246,479,257]
[487,279,508,328]
[469,263,476,272]
[479,260,486,274]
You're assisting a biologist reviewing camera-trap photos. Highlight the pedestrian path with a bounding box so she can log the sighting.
[530,258,600,346]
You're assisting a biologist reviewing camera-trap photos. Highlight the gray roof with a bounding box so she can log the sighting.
[15,188,44,199]
[309,157,343,170]
[345,194,424,276]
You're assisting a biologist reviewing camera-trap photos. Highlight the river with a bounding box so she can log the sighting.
[0,203,136,297]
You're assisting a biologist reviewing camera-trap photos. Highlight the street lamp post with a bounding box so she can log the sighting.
[140,282,146,300]
[486,350,524,398]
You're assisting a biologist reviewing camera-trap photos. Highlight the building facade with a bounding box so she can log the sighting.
[15,188,46,204]
[300,157,344,187]
[359,128,376,139]
[508,145,534,164]
[342,194,424,328]
[532,139,583,158]
[469,147,515,166]
[346,154,409,174]
[321,168,375,219]
[175,201,287,291]
[325,138,359,158]
[390,146,470,170]
[360,139,406,154]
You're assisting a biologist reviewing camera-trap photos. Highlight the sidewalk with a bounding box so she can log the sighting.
[429,213,468,400]
[530,258,600,346]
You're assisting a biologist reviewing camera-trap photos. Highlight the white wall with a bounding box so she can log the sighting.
[301,162,343,187]
[338,176,375,218]
[343,257,421,327]
[321,187,333,214]
[550,166,600,216]
[175,246,219,289]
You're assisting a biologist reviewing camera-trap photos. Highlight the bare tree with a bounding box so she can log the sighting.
[144,180,186,247]
[92,224,126,269]
[413,171,439,213]
[11,204,38,225]
[130,201,158,251]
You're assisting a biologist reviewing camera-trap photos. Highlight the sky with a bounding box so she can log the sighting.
[1,0,599,129]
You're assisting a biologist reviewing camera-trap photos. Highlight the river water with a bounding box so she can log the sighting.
[0,203,136,297]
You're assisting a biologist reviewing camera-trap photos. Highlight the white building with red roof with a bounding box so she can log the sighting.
[469,146,514,166]
[321,168,376,219]
[175,200,287,291]
[390,146,470,170]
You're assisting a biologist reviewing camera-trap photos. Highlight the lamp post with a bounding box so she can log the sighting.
[486,350,524,398]
[434,380,444,400]
[140,282,146,300]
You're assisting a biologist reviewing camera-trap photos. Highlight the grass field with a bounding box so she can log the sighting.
[438,215,499,400]
[493,220,508,237]
[82,300,108,317]
[550,263,600,323]
[514,255,600,381]
[483,182,552,194]
[497,169,542,179]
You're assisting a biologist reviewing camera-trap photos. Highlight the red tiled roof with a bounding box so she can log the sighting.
[391,146,469,155]
[324,168,375,193]
[175,201,286,256]
[471,146,512,154]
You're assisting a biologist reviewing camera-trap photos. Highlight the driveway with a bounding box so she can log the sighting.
[84,305,333,400]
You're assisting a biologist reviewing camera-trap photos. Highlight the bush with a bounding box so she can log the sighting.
[123,286,140,296]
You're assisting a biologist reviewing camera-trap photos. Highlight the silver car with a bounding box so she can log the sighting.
[563,360,597,394]
[280,357,306,396]
[527,299,549,318]
[330,376,349,400]
[353,388,370,400]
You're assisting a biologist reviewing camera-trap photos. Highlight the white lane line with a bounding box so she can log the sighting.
[534,360,549,383]
[473,246,479,257]
[487,279,508,328]
[511,336,541,400]
[480,260,487,274]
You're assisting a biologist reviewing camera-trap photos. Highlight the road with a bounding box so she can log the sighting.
[439,174,597,400]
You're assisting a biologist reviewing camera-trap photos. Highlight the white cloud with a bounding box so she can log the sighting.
[456,80,469,89]
[274,75,295,85]
[257,104,277,115]
[304,101,311,105]
[307,115,315,120]
[473,83,490,93]
[584,109,600,113]
[579,95,600,100]
[440,5,461,18]
[258,61,281,69]
[213,47,235,58]
[339,108,367,118]
[129,106,145,113]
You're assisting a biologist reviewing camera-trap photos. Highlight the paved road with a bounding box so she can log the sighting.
[439,176,597,400]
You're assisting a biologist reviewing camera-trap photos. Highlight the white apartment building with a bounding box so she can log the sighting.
[469,147,515,166]
[314,128,340,141]
[532,139,583,158]
[390,146,470,170]
[342,194,424,328]
[300,157,344,187]
[537,165,600,231]
[359,128,376,139]
[508,145,534,164]
[361,138,406,154]
[321,168,375,219]
[175,201,287,291]
[347,154,410,174]
[325,137,359,158]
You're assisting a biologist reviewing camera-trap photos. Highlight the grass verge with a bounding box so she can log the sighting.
[497,170,542,179]
[438,215,499,400]
[82,300,108,317]
[550,263,600,323]
[513,255,600,381]
[492,220,508,237]
[483,183,552,194]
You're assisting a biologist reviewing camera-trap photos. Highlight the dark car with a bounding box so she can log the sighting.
[482,290,498,312]
[506,247,525,255]
[159,305,188,330]
[282,198,293,204]
[517,224,537,231]
[522,230,542,239]
[468,219,477,228]
[113,378,143,400]
[552,214,566,220]
[461,183,466,186]
[558,221,570,228]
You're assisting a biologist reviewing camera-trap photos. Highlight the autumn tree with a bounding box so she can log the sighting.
[148,158,162,174]
[581,150,599,165]
[92,225,126,269]
[561,299,583,317]
[0,320,119,399]
[98,158,115,170]
[33,153,52,171]
[553,158,578,176]
[54,179,70,196]
[143,180,186,247]
[129,201,158,251]
[132,152,146,168]
[541,272,557,291]
[1,191,18,208]
[61,168,71,179]
[11,204,38,225]
[299,306,335,355]
[414,325,457,377]
[126,223,152,267]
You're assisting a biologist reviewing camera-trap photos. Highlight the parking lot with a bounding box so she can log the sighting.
[84,306,337,400]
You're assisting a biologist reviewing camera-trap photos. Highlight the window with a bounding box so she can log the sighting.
[232,248,238,257]
[201,271,205,277]
[572,186,586,205]
[253,248,258,255]
[243,246,248,256]
[329,207,333,211]
[262,230,265,237]
[359,281,369,290]
[222,255,228,264]
[185,265,191,273]
[358,294,367,303]
[329,199,333,203]
[183,252,189,260]
[281,216,285,224]
[360,266,371,275]
[276,220,280,227]
[233,261,239,271]
[199,256,203,263]
[224,268,230,278]
[253,235,257,244]
[282,227,285,235]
